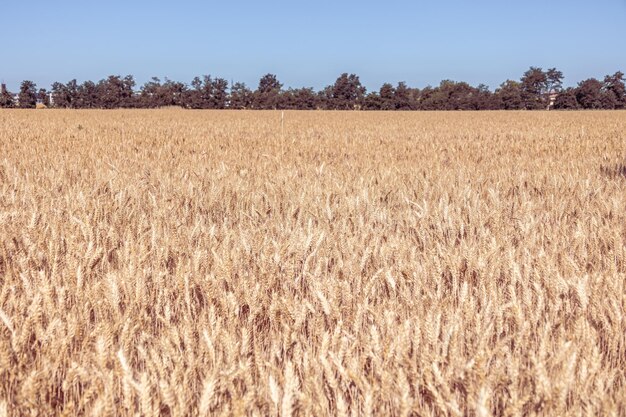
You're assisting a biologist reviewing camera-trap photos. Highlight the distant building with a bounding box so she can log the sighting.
[548,91,559,109]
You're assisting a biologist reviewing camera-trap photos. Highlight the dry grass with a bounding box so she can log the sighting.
[0,109,625,416]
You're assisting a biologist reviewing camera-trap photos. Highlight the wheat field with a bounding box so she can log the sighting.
[0,109,625,416]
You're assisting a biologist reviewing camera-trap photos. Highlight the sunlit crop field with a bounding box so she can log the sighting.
[1,109,625,416]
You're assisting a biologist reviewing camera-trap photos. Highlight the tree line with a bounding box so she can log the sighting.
[1,67,624,110]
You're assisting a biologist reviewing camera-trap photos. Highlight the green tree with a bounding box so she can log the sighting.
[96,75,135,109]
[185,76,210,109]
[447,81,477,110]
[51,80,78,108]
[253,74,283,109]
[317,86,334,110]
[553,88,579,110]
[393,82,415,110]
[282,87,318,109]
[77,81,99,108]
[575,78,605,109]
[328,73,366,110]
[65,80,79,108]
[379,83,395,110]
[18,80,37,109]
[363,92,382,110]
[37,88,50,107]
[495,80,523,110]
[229,82,252,109]
[161,79,187,107]
[545,68,564,93]
[520,67,547,109]
[604,71,625,109]
[210,78,229,109]
[0,84,14,108]
[545,68,564,109]
[475,84,499,110]
[139,77,163,108]
[420,80,464,110]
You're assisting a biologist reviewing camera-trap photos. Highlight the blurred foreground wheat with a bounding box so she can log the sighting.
[0,109,625,416]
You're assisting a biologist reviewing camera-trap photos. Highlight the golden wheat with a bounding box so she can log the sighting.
[0,109,625,416]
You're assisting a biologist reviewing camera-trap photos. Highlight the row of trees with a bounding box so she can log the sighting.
[1,67,625,110]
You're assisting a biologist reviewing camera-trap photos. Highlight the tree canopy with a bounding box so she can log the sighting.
[2,67,624,110]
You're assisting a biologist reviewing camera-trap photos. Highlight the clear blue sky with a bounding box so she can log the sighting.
[1,0,625,92]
